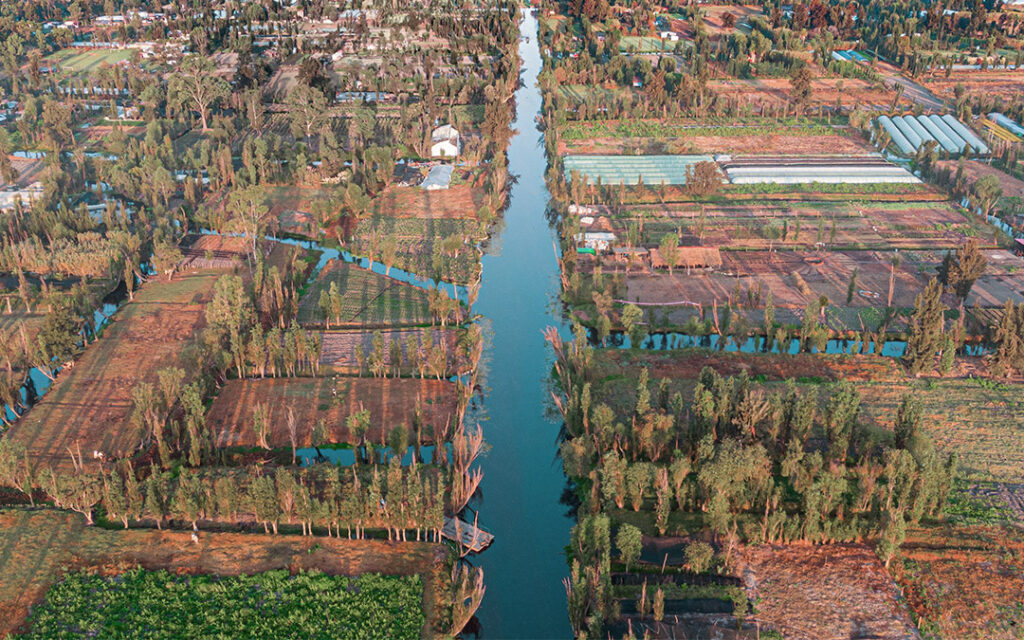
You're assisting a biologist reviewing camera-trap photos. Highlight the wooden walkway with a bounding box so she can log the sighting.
[442,516,494,554]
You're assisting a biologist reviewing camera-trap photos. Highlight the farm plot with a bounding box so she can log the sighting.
[5,270,223,472]
[938,159,1024,200]
[349,217,484,285]
[560,126,873,156]
[319,328,465,375]
[739,543,917,640]
[563,154,714,185]
[618,36,675,53]
[23,569,424,639]
[624,250,928,311]
[297,261,435,328]
[372,182,484,219]
[44,48,136,80]
[1,155,46,189]
[0,507,443,636]
[620,200,990,250]
[178,234,253,270]
[698,5,763,36]
[707,77,907,112]
[557,84,630,106]
[206,376,458,448]
[924,69,1024,103]
[895,524,1024,639]
[857,378,1024,484]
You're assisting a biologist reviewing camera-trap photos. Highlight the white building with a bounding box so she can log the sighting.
[430,124,461,158]
[575,232,617,251]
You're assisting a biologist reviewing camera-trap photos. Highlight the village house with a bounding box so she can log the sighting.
[430,124,461,158]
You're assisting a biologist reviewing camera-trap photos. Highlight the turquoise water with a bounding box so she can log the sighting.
[470,11,574,638]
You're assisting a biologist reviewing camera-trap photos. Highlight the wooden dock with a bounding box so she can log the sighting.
[442,516,494,554]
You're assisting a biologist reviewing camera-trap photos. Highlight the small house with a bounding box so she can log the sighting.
[575,232,617,252]
[430,124,461,158]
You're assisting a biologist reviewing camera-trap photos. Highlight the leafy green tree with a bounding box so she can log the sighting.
[937,239,987,304]
[621,303,645,347]
[35,301,81,378]
[615,523,643,571]
[904,278,946,376]
[685,541,714,573]
[168,55,230,131]
[659,233,679,276]
[285,84,328,145]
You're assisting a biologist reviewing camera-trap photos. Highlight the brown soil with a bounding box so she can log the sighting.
[924,69,1024,102]
[319,328,464,374]
[6,270,225,472]
[3,156,46,189]
[938,159,1024,200]
[701,5,764,36]
[624,250,928,310]
[206,376,459,448]
[708,77,906,111]
[562,131,873,156]
[600,349,902,383]
[0,507,445,636]
[372,183,483,219]
[895,524,1024,639]
[739,543,917,640]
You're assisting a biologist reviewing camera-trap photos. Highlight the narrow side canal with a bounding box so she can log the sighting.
[471,10,573,639]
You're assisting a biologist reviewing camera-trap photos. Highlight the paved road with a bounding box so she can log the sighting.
[878,61,947,111]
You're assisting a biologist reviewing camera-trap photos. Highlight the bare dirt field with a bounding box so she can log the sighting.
[2,155,46,189]
[562,131,873,156]
[0,507,444,636]
[924,69,1024,102]
[739,543,917,640]
[6,270,224,472]
[372,183,483,219]
[857,377,1024,484]
[938,159,1024,200]
[319,328,464,374]
[206,376,459,448]
[624,250,927,311]
[895,524,1024,639]
[708,77,906,111]
[701,5,764,36]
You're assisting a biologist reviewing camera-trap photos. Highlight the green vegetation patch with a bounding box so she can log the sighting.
[23,568,424,639]
[297,261,434,327]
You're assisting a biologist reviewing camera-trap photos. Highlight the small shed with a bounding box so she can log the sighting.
[430,124,461,158]
[612,247,649,263]
[649,246,722,270]
[422,164,453,190]
[575,232,617,251]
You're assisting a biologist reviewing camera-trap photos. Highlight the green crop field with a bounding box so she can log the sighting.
[563,154,714,185]
[22,568,424,639]
[46,48,136,79]
[619,36,676,52]
[298,261,434,328]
